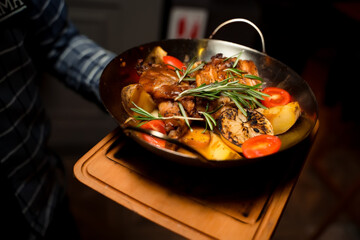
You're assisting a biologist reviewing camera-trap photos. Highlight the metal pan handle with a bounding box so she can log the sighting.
[209,18,266,53]
[123,126,209,163]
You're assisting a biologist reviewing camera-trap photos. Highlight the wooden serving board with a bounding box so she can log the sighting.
[74,127,315,239]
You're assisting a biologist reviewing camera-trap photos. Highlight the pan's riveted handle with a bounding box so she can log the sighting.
[209,18,266,53]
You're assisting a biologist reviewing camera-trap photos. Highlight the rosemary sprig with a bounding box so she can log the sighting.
[232,51,243,68]
[176,79,255,100]
[130,102,203,122]
[224,68,264,82]
[130,102,220,132]
[223,68,246,76]
[178,102,192,131]
[222,92,247,116]
[199,111,216,131]
[198,103,223,132]
[176,57,205,83]
[244,74,263,81]
[222,51,244,66]
[131,102,158,120]
[175,79,269,116]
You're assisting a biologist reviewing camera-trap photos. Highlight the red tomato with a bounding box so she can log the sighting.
[140,120,166,148]
[163,55,186,70]
[261,87,291,108]
[242,135,281,159]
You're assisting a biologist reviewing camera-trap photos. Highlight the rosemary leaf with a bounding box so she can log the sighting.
[131,102,156,119]
[244,74,263,81]
[178,102,192,131]
[177,57,205,83]
[181,77,196,81]
[175,69,182,79]
[222,51,244,62]
[247,88,267,99]
[207,104,224,114]
[223,68,246,76]
[205,112,217,126]
[232,51,243,68]
[253,98,268,109]
[204,114,214,130]
[136,121,149,127]
[199,111,216,131]
[231,96,247,116]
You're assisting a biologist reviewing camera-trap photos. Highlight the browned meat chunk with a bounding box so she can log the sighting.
[238,60,259,78]
[138,64,191,102]
[178,96,200,118]
[195,54,261,87]
[158,101,188,139]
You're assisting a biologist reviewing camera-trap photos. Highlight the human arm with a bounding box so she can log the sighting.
[26,0,116,103]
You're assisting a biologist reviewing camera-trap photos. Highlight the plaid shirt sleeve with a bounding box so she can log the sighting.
[27,0,116,103]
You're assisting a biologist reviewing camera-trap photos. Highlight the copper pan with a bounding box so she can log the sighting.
[100,19,319,168]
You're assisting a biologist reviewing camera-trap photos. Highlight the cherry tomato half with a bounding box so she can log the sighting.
[242,135,281,159]
[261,87,291,108]
[140,120,166,148]
[163,55,186,70]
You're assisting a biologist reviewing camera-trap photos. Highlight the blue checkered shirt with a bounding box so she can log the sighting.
[0,0,115,236]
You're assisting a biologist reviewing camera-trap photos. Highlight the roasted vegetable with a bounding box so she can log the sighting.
[121,84,156,116]
[242,135,281,158]
[145,46,168,64]
[206,132,241,160]
[257,101,301,135]
[261,87,291,108]
[218,108,273,152]
[179,131,241,160]
[180,127,211,149]
[140,120,166,148]
[163,55,186,70]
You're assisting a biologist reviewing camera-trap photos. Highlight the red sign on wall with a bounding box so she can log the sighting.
[167,7,208,39]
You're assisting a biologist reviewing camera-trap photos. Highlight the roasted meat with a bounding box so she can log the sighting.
[195,54,261,87]
[158,101,188,139]
[138,64,191,102]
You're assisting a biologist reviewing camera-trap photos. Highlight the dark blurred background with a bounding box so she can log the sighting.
[40,0,360,239]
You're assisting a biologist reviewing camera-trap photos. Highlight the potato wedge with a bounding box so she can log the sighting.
[206,132,242,160]
[257,101,301,135]
[121,84,156,116]
[178,131,241,161]
[145,46,167,64]
[181,127,211,149]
